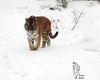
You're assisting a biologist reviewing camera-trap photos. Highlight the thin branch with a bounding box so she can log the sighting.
[71,12,83,31]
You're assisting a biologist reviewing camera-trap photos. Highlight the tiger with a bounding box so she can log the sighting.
[24,15,58,50]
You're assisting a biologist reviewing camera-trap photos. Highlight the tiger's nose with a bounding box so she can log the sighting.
[24,25,28,30]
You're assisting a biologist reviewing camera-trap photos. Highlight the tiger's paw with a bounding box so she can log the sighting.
[41,46,45,48]
[30,47,38,50]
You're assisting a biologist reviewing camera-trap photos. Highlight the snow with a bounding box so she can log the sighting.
[0,0,100,80]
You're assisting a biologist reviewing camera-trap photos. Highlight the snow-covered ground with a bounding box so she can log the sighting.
[0,0,100,80]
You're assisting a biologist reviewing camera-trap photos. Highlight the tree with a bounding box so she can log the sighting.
[56,0,68,8]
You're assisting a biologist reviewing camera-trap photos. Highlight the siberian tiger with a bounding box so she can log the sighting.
[24,15,58,50]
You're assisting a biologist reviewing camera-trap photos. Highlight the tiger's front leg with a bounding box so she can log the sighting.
[28,38,35,50]
[35,31,41,50]
[27,30,40,50]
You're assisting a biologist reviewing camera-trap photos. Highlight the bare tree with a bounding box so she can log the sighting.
[56,0,68,8]
[71,10,83,31]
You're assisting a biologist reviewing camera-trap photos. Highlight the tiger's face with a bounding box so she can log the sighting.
[24,16,37,31]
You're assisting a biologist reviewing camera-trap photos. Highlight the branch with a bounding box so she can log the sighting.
[71,11,83,31]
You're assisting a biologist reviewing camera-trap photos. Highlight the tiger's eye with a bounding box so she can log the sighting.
[32,23,35,26]
[34,26,37,30]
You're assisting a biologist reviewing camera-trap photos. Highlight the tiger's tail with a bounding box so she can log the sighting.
[49,32,58,39]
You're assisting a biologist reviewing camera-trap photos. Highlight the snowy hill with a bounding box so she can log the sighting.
[0,0,100,80]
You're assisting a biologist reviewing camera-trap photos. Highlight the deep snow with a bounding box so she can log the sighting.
[0,0,100,80]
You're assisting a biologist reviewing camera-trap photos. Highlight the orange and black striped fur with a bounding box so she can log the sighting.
[24,16,58,50]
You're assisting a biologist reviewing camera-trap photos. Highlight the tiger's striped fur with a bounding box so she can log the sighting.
[24,16,58,50]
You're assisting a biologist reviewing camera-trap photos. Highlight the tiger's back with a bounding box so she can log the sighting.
[36,16,51,32]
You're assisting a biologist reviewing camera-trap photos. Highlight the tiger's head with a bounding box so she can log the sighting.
[24,15,37,31]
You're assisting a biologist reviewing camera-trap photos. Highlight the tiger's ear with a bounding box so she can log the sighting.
[35,17,38,21]
[25,18,28,21]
